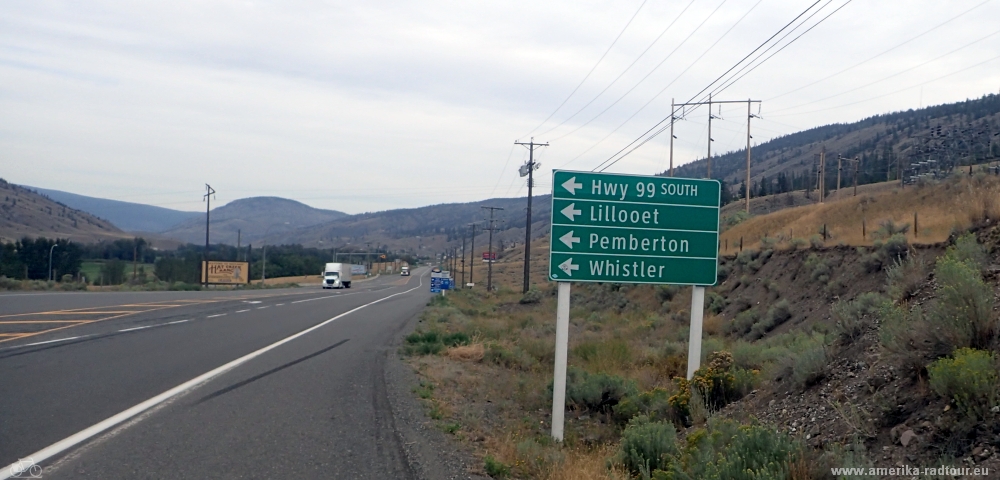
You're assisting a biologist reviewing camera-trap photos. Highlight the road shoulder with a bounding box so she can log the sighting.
[385,309,488,480]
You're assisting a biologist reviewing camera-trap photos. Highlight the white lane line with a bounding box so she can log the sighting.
[291,295,336,304]
[257,306,269,310]
[207,314,227,318]
[118,326,153,333]
[235,309,250,313]
[166,319,191,325]
[0,272,426,480]
[21,336,84,347]
[275,304,284,306]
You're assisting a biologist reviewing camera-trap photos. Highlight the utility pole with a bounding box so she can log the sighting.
[746,100,759,214]
[669,98,676,177]
[366,242,371,274]
[672,98,761,180]
[481,206,503,292]
[837,154,843,199]
[854,157,860,196]
[819,147,826,204]
[707,93,715,178]
[203,184,215,286]
[467,222,479,288]
[237,229,241,261]
[461,230,466,287]
[515,138,547,294]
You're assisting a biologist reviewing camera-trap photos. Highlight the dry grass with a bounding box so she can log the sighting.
[720,175,1000,252]
[445,343,485,362]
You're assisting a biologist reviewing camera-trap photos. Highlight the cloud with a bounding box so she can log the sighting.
[2,0,998,214]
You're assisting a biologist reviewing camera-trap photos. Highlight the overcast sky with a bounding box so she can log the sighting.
[3,0,998,214]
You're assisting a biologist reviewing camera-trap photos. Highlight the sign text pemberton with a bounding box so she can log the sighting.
[548,170,720,286]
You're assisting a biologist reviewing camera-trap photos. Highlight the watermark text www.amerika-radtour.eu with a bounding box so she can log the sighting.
[831,465,990,476]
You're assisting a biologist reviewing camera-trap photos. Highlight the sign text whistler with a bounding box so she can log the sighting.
[548,170,720,286]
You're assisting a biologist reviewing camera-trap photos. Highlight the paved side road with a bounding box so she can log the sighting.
[1,270,486,479]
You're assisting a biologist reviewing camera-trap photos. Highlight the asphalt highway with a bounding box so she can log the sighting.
[0,269,449,479]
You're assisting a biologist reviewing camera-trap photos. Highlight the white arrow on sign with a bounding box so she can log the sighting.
[561,203,581,221]
[558,258,579,276]
[561,176,582,195]
[559,231,580,248]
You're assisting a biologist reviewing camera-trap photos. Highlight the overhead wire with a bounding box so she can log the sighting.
[520,0,650,138]
[765,0,993,102]
[549,0,731,142]
[537,0,698,138]
[767,26,1000,114]
[555,0,764,169]
[595,0,839,172]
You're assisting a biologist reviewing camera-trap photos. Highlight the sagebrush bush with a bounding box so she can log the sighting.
[809,234,824,249]
[485,343,536,370]
[833,292,886,343]
[563,367,637,412]
[945,232,989,272]
[706,292,728,314]
[483,455,511,478]
[804,254,831,283]
[729,308,760,336]
[791,344,827,389]
[518,288,543,304]
[864,234,909,272]
[928,348,1000,420]
[656,284,681,303]
[652,418,800,480]
[613,388,672,425]
[747,300,791,340]
[790,238,807,249]
[932,255,997,351]
[885,255,925,302]
[615,416,679,477]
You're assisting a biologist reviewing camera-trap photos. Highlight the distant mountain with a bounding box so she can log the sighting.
[271,195,551,254]
[27,186,200,233]
[672,94,1000,197]
[0,179,134,244]
[160,197,348,245]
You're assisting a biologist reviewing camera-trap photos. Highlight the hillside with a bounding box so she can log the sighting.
[159,196,348,245]
[0,179,134,244]
[396,174,1000,478]
[272,195,552,254]
[27,186,200,233]
[673,94,1000,197]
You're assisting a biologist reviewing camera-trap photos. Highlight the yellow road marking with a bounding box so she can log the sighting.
[0,333,26,337]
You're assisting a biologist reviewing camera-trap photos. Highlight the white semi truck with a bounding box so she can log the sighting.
[322,263,352,289]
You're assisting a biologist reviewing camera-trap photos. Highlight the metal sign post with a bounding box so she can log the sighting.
[547,170,720,441]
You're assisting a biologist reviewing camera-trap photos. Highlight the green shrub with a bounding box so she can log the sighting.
[485,343,536,370]
[564,367,637,412]
[928,348,1000,420]
[404,330,468,356]
[833,293,886,343]
[716,264,731,283]
[735,250,757,266]
[723,210,751,228]
[659,418,800,479]
[809,234,824,249]
[790,238,807,249]
[169,281,202,291]
[657,285,681,303]
[706,292,728,314]
[944,232,989,272]
[519,288,543,304]
[729,308,760,336]
[875,219,910,239]
[791,344,827,389]
[613,388,672,425]
[885,255,925,302]
[805,254,831,283]
[864,234,909,272]
[760,237,777,249]
[932,255,997,351]
[747,300,791,340]
[427,294,450,307]
[614,416,679,476]
[483,455,511,478]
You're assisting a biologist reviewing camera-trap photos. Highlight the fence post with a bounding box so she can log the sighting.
[823,224,827,241]
[914,212,918,238]
[740,236,743,252]
[862,218,866,240]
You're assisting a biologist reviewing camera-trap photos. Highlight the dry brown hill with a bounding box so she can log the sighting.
[0,179,135,244]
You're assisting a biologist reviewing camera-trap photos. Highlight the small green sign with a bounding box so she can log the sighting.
[548,170,720,285]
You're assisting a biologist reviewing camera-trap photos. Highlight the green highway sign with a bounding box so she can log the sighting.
[548,170,720,285]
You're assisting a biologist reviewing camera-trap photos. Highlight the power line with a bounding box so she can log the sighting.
[595,0,835,172]
[767,26,1000,115]
[765,0,993,103]
[549,0,731,142]
[555,0,764,169]
[538,0,700,138]
[521,0,650,139]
